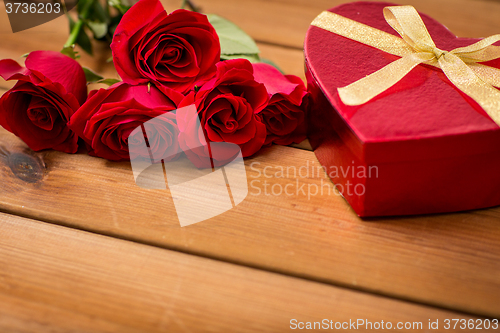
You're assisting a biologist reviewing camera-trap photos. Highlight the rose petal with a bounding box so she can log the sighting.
[0,59,29,80]
[25,51,87,105]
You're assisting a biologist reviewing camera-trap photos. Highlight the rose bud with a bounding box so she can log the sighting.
[111,0,220,93]
[68,82,184,161]
[178,59,268,167]
[0,51,87,153]
[252,62,308,145]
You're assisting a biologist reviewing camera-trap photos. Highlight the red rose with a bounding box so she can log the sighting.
[111,0,220,93]
[0,51,86,153]
[178,59,268,166]
[252,63,308,145]
[68,82,184,161]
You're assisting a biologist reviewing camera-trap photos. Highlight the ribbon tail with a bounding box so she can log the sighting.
[338,53,432,106]
[451,35,500,62]
[440,53,500,126]
[469,63,500,89]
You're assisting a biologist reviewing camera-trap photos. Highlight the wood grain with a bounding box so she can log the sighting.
[0,126,499,317]
[1,0,500,323]
[0,212,479,333]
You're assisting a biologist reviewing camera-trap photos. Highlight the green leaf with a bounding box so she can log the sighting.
[220,54,261,63]
[96,78,121,86]
[76,0,85,13]
[181,0,201,12]
[82,67,104,83]
[108,16,122,37]
[207,14,260,57]
[108,0,130,15]
[61,46,79,59]
[87,21,108,39]
[90,0,109,24]
[260,58,284,74]
[76,28,93,55]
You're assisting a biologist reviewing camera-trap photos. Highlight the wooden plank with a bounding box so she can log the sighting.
[1,0,500,320]
[0,127,499,317]
[258,43,305,82]
[289,139,312,151]
[0,212,480,332]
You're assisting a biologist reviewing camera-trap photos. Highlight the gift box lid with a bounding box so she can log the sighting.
[304,2,500,164]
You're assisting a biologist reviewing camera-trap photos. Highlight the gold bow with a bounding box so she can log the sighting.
[311,6,500,125]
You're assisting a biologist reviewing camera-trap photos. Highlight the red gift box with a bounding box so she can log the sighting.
[304,2,500,216]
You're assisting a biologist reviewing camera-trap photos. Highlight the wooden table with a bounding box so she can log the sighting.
[1,0,499,331]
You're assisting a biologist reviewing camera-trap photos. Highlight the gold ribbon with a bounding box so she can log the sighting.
[311,6,500,125]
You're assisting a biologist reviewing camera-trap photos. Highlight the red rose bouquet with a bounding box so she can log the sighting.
[0,0,308,167]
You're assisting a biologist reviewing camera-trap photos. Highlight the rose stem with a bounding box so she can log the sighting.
[63,0,96,48]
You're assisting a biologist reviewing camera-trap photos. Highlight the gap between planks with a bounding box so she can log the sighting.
[0,212,481,333]
[0,127,499,318]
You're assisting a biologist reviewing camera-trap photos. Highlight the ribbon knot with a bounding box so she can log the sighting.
[432,47,447,60]
[311,5,500,126]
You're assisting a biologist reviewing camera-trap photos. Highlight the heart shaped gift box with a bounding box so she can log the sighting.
[305,2,500,216]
